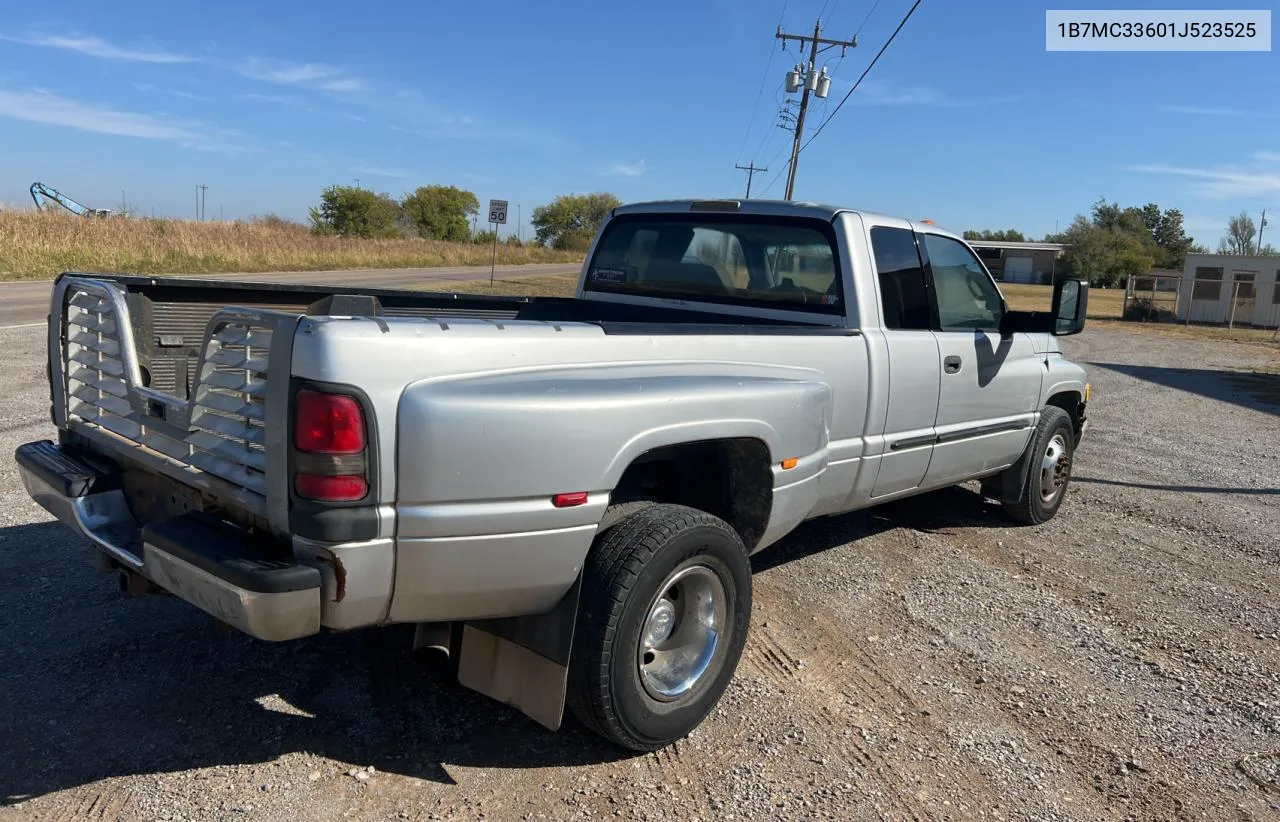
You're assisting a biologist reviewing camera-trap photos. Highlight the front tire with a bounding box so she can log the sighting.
[1001,406,1076,525]
[567,504,752,751]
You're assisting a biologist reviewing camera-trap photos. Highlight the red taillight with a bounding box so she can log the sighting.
[293,388,369,502]
[295,473,368,502]
[295,389,365,454]
[552,492,589,508]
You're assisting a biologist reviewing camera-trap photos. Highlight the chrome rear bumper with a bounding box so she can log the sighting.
[17,439,322,642]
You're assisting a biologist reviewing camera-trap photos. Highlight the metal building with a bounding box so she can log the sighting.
[1178,253,1280,328]
[967,241,1069,285]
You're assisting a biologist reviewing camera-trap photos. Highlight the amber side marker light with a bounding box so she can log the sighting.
[781,458,799,470]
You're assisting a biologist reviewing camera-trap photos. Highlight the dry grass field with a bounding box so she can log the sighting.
[0,211,578,281]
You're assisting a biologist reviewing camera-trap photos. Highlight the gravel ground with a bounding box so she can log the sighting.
[0,324,1276,822]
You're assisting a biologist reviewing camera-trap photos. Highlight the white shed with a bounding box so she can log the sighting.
[1178,253,1280,328]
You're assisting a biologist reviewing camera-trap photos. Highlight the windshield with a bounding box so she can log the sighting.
[584,214,842,314]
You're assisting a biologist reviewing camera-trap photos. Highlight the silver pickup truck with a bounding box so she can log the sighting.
[18,199,1089,751]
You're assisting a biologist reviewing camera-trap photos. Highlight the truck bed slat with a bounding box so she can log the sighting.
[194,389,266,420]
[69,349,125,377]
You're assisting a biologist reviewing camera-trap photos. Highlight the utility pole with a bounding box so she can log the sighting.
[1258,209,1268,253]
[518,204,522,243]
[735,163,768,198]
[354,178,360,190]
[776,20,856,200]
[198,185,208,221]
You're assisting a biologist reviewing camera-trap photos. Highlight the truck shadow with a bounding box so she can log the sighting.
[1,488,1008,803]
[0,522,630,804]
[1087,361,1280,416]
[753,484,1007,575]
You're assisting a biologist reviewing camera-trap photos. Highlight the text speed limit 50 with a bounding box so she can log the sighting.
[488,199,508,224]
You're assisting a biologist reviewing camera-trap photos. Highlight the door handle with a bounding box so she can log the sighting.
[943,355,962,374]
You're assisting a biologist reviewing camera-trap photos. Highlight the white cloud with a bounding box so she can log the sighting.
[6,30,367,94]
[229,58,365,92]
[846,80,1018,108]
[1159,104,1280,119]
[318,78,366,93]
[133,83,212,102]
[1125,156,1280,199]
[603,160,648,177]
[0,32,191,63]
[0,88,241,150]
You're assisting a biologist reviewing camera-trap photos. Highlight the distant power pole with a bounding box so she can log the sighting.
[734,163,768,198]
[354,179,361,189]
[1258,209,1268,253]
[518,204,522,242]
[195,184,208,221]
[776,20,856,200]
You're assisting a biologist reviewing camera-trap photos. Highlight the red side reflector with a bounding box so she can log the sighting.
[295,390,365,454]
[552,492,589,508]
[295,473,368,502]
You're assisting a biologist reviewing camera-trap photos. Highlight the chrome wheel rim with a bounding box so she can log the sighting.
[638,564,727,702]
[1039,432,1071,504]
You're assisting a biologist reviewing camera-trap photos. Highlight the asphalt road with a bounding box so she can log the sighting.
[0,263,581,328]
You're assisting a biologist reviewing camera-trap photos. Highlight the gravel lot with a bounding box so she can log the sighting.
[0,324,1276,822]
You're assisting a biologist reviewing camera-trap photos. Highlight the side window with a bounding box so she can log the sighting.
[869,226,930,330]
[922,234,1004,332]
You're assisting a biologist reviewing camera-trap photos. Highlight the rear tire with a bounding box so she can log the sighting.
[567,503,751,751]
[1001,406,1075,525]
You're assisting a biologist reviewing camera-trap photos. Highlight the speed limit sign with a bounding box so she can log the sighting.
[488,199,508,225]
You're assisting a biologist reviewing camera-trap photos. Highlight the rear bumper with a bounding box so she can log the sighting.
[17,440,322,642]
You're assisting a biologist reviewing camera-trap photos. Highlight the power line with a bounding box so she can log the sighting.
[800,0,923,154]
[854,0,885,36]
[735,0,794,167]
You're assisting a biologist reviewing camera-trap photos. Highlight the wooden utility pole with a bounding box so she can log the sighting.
[734,163,768,198]
[776,21,856,200]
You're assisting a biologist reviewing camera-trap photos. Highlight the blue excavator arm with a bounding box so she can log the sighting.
[30,183,113,217]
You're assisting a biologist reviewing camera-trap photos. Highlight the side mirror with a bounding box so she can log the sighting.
[1052,279,1088,336]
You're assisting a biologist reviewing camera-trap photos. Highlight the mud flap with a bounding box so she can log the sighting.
[986,433,1036,505]
[455,576,582,731]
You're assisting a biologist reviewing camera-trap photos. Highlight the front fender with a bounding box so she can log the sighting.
[1041,356,1087,407]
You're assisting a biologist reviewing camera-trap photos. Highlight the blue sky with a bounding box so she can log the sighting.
[0,0,1275,246]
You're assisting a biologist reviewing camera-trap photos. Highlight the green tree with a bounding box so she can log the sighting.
[308,185,401,238]
[531,193,621,251]
[963,228,1027,242]
[1050,199,1160,288]
[401,185,479,242]
[1133,202,1198,268]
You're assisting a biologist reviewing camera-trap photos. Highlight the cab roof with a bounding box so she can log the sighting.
[611,198,964,242]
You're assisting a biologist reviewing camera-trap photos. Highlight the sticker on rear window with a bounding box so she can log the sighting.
[591,267,628,284]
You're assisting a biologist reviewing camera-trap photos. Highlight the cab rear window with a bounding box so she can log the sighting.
[584,214,842,314]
